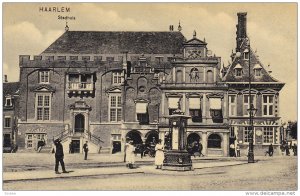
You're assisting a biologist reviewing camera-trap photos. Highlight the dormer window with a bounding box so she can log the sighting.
[234,64,243,77]
[244,49,249,60]
[39,71,50,83]
[254,64,262,77]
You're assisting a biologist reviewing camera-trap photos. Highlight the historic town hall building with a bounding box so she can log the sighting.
[6,12,284,156]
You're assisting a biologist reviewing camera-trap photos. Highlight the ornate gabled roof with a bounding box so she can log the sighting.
[223,38,282,83]
[3,82,20,96]
[42,31,186,54]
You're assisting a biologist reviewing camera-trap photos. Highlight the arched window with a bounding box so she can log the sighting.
[207,70,213,83]
[208,134,221,148]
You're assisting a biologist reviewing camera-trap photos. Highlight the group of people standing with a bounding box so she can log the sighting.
[124,139,165,169]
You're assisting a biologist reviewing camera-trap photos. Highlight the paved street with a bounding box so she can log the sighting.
[3,153,297,191]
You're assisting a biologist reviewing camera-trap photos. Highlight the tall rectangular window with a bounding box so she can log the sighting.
[4,117,11,128]
[229,95,236,116]
[189,97,201,122]
[110,95,122,122]
[5,97,12,106]
[263,95,274,116]
[39,71,50,83]
[36,94,51,121]
[243,126,250,143]
[263,127,274,144]
[243,95,256,116]
[112,72,123,84]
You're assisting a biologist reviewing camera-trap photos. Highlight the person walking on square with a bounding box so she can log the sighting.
[125,140,135,169]
[199,142,204,157]
[83,141,89,160]
[265,143,274,156]
[236,145,241,157]
[155,139,164,169]
[53,138,68,174]
[293,143,297,156]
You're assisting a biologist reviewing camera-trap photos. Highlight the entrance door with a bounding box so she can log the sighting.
[75,114,85,133]
[3,134,11,147]
[72,140,80,153]
[112,141,121,154]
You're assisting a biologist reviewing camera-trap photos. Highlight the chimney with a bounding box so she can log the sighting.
[4,75,8,83]
[236,12,247,52]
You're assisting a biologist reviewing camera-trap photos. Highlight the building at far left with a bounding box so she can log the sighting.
[3,76,20,152]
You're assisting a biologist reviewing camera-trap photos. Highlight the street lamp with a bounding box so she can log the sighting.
[247,103,257,163]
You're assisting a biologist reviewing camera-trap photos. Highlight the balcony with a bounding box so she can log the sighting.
[67,82,94,94]
[66,73,95,95]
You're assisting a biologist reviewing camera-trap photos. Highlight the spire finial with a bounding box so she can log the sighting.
[193,30,196,38]
[65,21,69,31]
[204,37,206,43]
[178,20,182,32]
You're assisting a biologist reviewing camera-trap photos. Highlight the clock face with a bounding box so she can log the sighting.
[173,122,177,126]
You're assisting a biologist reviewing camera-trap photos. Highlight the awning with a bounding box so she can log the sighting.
[210,98,222,110]
[168,97,180,109]
[136,102,148,114]
[189,98,201,109]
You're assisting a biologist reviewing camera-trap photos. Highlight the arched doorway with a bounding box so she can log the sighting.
[126,130,142,145]
[145,131,159,145]
[75,114,85,133]
[187,133,201,147]
[207,134,222,148]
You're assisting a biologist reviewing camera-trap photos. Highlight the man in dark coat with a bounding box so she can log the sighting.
[83,141,89,160]
[54,138,68,174]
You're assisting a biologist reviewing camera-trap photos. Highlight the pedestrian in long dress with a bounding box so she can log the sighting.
[125,140,135,169]
[155,139,164,169]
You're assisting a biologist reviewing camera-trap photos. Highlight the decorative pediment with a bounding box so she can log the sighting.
[260,89,278,95]
[240,89,259,95]
[186,93,203,99]
[106,86,122,94]
[26,127,47,133]
[185,38,207,46]
[206,93,224,99]
[69,100,91,111]
[134,98,150,103]
[165,93,183,98]
[32,85,56,93]
[228,89,240,95]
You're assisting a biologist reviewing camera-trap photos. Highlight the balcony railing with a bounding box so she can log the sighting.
[67,82,94,91]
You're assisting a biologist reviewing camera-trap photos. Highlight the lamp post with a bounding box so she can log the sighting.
[247,38,257,163]
[247,103,257,163]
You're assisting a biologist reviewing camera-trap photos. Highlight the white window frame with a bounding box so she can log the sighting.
[109,94,122,122]
[262,95,274,117]
[263,127,274,144]
[5,96,12,107]
[243,94,256,116]
[4,116,11,128]
[35,93,51,121]
[39,71,50,84]
[112,72,123,84]
[244,50,249,60]
[229,95,237,116]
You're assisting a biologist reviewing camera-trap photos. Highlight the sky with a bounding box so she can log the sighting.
[2,2,297,122]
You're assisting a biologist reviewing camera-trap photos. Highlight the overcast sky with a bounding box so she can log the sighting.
[3,3,297,122]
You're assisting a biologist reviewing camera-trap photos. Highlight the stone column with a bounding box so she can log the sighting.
[223,132,229,156]
[202,131,208,156]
